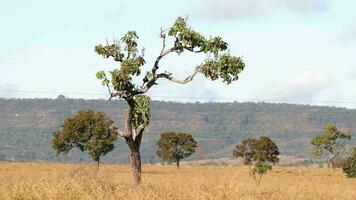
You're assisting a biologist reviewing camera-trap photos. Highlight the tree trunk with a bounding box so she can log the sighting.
[123,99,142,185]
[257,173,263,185]
[97,159,100,171]
[329,152,334,169]
[128,142,141,185]
[176,158,180,168]
[123,98,146,185]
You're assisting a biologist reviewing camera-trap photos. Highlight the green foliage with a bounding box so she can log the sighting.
[168,17,227,54]
[133,95,151,129]
[157,132,197,166]
[95,31,145,92]
[342,148,356,178]
[51,110,118,163]
[252,161,273,185]
[233,136,279,184]
[168,17,245,84]
[311,124,351,156]
[95,17,245,98]
[199,54,245,84]
[233,136,279,165]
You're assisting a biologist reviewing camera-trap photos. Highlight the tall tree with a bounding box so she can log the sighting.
[233,136,279,184]
[311,124,351,168]
[51,109,118,166]
[95,17,245,184]
[157,132,197,167]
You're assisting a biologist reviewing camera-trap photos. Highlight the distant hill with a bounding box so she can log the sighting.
[0,98,355,165]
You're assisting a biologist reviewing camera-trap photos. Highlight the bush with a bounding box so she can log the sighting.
[342,149,356,178]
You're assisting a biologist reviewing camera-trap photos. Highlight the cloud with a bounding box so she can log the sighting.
[0,82,18,98]
[196,0,329,20]
[257,71,334,102]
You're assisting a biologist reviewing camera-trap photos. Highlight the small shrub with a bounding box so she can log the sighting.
[253,162,272,185]
[342,149,356,178]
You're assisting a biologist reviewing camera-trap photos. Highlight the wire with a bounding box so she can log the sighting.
[1,89,356,105]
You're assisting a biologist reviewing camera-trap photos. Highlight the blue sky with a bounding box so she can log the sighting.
[1,0,356,108]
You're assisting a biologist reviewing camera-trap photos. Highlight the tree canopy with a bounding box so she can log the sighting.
[51,109,118,165]
[233,136,279,184]
[157,132,197,167]
[233,136,279,165]
[311,124,351,168]
[95,17,245,102]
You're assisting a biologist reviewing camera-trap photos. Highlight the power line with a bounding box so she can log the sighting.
[1,89,356,105]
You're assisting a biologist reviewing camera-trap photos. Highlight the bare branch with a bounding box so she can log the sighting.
[109,91,128,100]
[159,28,166,55]
[152,46,181,77]
[117,129,126,137]
[157,67,200,84]
[104,82,115,101]
[135,66,200,95]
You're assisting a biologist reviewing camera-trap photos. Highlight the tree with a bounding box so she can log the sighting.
[95,17,245,184]
[156,132,197,167]
[233,136,279,184]
[51,109,118,167]
[311,124,351,169]
[342,148,356,178]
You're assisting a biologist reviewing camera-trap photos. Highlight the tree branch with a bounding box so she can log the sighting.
[157,67,200,84]
[109,91,128,100]
[135,28,204,95]
[133,124,146,147]
[117,129,126,137]
[159,28,166,55]
[152,46,181,77]
[135,66,200,95]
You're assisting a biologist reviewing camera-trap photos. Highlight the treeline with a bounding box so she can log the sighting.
[0,98,355,164]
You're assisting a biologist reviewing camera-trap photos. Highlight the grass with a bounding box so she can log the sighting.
[0,162,355,200]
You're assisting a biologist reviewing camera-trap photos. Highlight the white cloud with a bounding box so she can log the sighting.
[196,0,329,20]
[279,0,329,12]
[256,71,334,102]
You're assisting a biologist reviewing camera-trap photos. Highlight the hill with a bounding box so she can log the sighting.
[0,98,355,165]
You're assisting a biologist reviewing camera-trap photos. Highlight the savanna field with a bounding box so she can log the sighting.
[0,162,355,200]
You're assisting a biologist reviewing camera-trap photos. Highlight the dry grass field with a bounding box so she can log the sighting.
[0,162,355,200]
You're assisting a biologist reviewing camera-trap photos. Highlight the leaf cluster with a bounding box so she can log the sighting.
[51,110,118,162]
[133,95,151,129]
[311,124,351,156]
[233,136,279,165]
[199,54,245,84]
[95,31,145,92]
[169,17,245,84]
[168,17,227,54]
[156,132,197,162]
[253,161,272,176]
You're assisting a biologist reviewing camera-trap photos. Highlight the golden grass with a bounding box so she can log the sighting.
[0,162,355,200]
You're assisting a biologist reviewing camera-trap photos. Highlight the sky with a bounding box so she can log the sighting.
[1,0,356,108]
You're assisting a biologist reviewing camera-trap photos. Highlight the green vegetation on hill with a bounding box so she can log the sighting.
[0,98,355,164]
